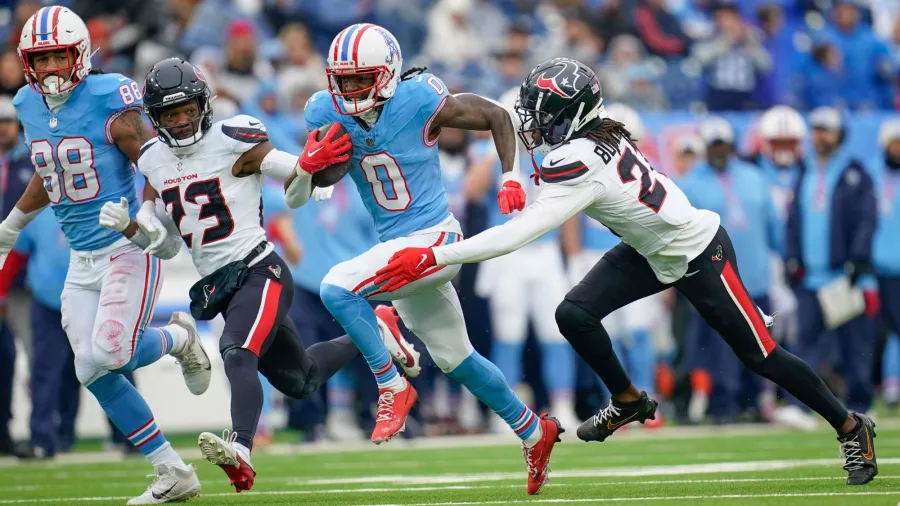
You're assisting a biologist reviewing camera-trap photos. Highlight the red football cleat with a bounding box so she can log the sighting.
[198,431,257,492]
[523,413,564,495]
[374,305,421,377]
[371,380,418,444]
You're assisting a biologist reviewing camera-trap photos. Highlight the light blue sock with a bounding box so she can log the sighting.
[491,341,523,386]
[320,284,400,388]
[629,329,655,395]
[87,374,167,455]
[447,351,539,441]
[114,328,173,373]
[541,342,574,393]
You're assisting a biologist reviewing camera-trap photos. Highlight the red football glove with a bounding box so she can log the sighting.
[864,289,880,319]
[497,180,526,214]
[299,123,352,174]
[373,247,436,293]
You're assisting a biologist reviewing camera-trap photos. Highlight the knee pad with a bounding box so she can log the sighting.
[222,346,259,372]
[92,319,132,371]
[555,299,601,337]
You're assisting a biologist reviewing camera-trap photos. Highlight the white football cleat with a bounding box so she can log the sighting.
[169,311,212,395]
[198,430,257,492]
[374,305,421,378]
[126,464,200,504]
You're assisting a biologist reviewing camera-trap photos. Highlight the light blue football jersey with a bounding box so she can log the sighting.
[304,73,452,242]
[14,73,143,251]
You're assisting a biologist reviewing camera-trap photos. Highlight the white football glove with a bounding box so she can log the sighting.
[136,200,168,255]
[98,197,132,232]
[311,185,334,202]
[0,225,19,270]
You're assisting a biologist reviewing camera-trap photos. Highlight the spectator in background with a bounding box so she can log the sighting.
[276,23,328,101]
[0,97,31,459]
[672,134,705,177]
[556,8,604,67]
[679,117,780,423]
[478,49,527,101]
[828,0,894,109]
[621,62,669,111]
[633,0,691,58]
[0,51,24,96]
[755,2,804,107]
[600,35,650,105]
[594,0,637,44]
[5,210,79,459]
[240,81,302,153]
[422,0,481,71]
[783,107,878,429]
[798,38,845,110]
[214,19,273,104]
[872,120,900,407]
[694,2,771,111]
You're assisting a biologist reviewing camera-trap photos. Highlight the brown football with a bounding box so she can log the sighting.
[311,122,353,188]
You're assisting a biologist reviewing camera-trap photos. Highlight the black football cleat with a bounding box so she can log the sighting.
[838,413,877,485]
[577,391,658,442]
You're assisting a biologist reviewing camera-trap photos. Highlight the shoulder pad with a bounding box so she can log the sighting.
[12,85,30,108]
[540,142,590,184]
[303,90,337,129]
[221,114,268,140]
[87,73,143,112]
[138,138,161,161]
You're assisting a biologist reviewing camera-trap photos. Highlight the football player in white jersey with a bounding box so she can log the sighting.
[376,58,879,486]
[100,58,420,493]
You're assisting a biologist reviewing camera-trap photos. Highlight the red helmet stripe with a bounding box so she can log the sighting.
[30,8,40,45]
[50,7,62,44]
[351,24,373,65]
[333,27,350,62]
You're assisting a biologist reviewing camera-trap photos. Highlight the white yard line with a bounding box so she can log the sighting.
[6,421,896,468]
[4,460,900,504]
[360,491,900,506]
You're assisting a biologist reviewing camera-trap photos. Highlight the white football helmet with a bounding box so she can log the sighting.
[18,6,92,95]
[758,105,807,167]
[605,103,645,141]
[326,23,403,115]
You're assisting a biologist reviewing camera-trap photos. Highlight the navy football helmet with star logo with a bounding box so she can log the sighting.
[515,58,606,154]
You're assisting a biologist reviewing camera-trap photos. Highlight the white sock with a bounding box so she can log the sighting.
[164,324,190,355]
[147,442,188,470]
[524,422,543,448]
[379,375,407,393]
[233,441,253,468]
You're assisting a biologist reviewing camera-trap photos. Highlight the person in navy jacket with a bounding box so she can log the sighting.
[785,107,879,417]
[872,120,900,408]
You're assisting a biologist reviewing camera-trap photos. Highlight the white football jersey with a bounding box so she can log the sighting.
[434,136,720,284]
[139,115,271,277]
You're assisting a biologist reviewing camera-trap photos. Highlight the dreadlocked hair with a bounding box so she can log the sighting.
[585,118,635,152]
[400,67,427,81]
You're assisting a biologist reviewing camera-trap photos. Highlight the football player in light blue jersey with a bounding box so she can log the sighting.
[0,6,207,503]
[464,92,579,432]
[295,23,562,494]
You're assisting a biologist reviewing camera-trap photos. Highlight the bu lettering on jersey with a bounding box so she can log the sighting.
[13,73,143,251]
[138,114,270,277]
[304,74,452,241]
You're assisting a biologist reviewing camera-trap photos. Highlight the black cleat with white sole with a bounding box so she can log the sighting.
[576,391,658,443]
[838,413,877,485]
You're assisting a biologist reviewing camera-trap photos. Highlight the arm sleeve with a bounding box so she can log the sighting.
[415,74,450,147]
[433,181,598,266]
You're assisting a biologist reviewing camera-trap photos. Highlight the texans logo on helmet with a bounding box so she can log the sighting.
[194,68,206,82]
[534,60,587,99]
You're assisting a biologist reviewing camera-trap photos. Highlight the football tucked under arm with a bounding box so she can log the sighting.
[433,181,598,267]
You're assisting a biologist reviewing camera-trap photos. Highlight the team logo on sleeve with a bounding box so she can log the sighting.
[268,265,282,279]
[203,284,215,308]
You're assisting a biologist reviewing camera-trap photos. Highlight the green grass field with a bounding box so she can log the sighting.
[3,424,900,505]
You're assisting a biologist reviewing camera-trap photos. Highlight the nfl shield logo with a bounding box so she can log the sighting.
[49,117,57,129]
[366,138,374,147]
